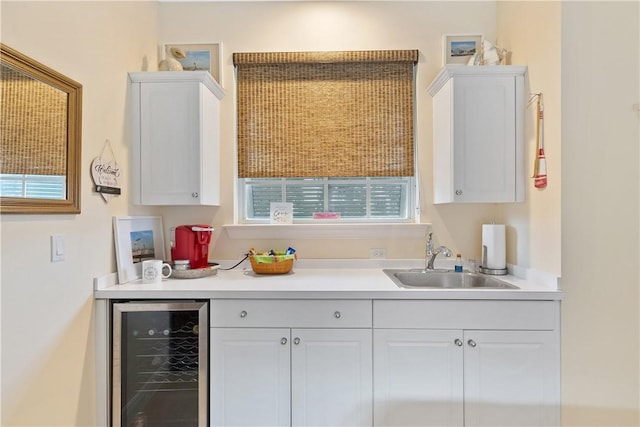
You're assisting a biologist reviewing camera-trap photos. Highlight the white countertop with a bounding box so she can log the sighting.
[94,259,562,301]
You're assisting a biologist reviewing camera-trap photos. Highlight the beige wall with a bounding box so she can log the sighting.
[2,1,637,426]
[498,3,640,424]
[560,2,639,425]
[0,3,502,424]
[0,2,160,425]
[157,1,502,261]
[497,1,562,276]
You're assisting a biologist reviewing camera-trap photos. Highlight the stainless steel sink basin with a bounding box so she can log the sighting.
[383,269,518,289]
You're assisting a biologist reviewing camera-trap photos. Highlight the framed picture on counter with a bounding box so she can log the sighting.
[443,34,483,65]
[163,42,222,85]
[113,216,165,284]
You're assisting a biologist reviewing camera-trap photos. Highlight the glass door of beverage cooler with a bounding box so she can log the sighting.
[112,301,208,427]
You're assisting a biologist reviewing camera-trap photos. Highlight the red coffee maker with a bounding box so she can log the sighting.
[170,225,214,269]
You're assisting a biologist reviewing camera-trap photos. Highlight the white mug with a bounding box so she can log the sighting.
[142,259,172,284]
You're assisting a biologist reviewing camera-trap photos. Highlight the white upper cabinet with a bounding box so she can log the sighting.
[129,71,224,205]
[428,66,527,203]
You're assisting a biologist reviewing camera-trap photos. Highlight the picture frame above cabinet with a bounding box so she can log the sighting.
[129,71,224,206]
[427,65,527,203]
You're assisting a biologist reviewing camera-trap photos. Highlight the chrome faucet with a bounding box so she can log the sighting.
[426,232,453,270]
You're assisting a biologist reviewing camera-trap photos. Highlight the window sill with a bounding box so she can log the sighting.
[223,223,430,240]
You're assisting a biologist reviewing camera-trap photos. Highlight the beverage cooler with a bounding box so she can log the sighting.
[112,301,208,427]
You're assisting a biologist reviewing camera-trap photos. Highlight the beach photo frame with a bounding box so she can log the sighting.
[113,216,165,284]
[443,34,483,65]
[164,43,222,85]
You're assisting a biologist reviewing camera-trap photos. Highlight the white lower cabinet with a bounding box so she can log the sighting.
[373,329,464,426]
[210,299,373,427]
[210,299,559,427]
[211,328,291,427]
[373,301,561,427]
[291,328,372,427]
[463,330,559,427]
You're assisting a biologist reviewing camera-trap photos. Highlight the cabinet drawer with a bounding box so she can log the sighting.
[211,299,372,328]
[374,300,559,330]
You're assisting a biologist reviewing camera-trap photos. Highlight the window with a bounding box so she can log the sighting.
[241,177,413,222]
[234,50,418,223]
[0,174,66,199]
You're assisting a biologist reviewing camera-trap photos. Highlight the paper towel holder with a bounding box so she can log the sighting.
[479,244,508,275]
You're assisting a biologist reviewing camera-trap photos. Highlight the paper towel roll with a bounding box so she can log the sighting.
[482,224,506,270]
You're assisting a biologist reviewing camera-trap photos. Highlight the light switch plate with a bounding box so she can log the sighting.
[51,235,65,262]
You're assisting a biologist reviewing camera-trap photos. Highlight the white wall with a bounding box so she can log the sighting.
[560,2,639,425]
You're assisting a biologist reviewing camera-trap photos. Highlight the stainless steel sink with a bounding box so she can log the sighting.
[383,269,519,289]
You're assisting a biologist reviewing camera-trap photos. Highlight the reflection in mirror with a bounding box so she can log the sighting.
[0,43,82,214]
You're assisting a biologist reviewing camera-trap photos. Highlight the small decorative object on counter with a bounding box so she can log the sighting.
[455,254,463,272]
[248,247,297,275]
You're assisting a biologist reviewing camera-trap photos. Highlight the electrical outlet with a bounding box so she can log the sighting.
[369,248,386,259]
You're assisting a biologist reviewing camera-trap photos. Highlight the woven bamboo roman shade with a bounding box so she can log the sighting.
[1,65,67,175]
[234,50,418,178]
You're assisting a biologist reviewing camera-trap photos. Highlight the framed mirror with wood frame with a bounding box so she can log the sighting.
[1,43,82,214]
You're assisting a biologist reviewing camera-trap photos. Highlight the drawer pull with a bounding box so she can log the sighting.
[293,337,301,345]
[280,337,287,345]
[239,310,247,318]
[467,339,477,348]
[334,311,341,319]
[454,339,463,347]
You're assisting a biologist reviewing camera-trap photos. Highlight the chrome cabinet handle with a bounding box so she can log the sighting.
[293,337,300,345]
[334,311,341,319]
[455,189,463,196]
[239,310,247,318]
[467,339,477,347]
[281,337,288,345]
[454,338,463,347]
[192,192,199,198]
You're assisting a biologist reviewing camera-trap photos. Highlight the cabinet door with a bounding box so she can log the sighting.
[464,330,560,427]
[452,75,517,202]
[210,328,290,427]
[140,81,202,205]
[291,328,373,427]
[373,329,464,427]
